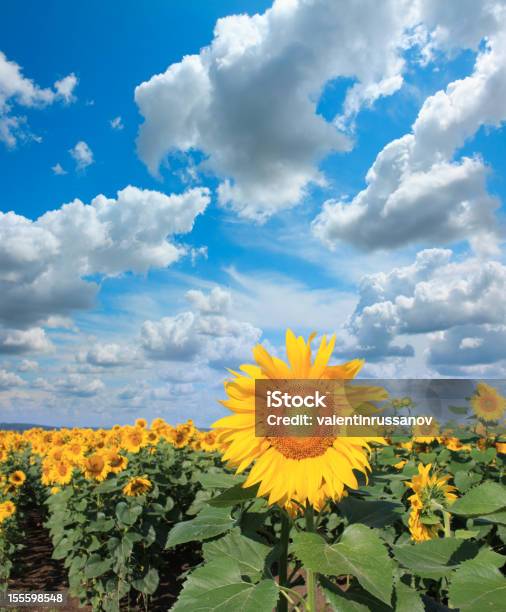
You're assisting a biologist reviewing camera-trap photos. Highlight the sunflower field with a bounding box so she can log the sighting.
[1,331,506,611]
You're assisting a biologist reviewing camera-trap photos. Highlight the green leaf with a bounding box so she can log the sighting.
[52,537,73,560]
[339,497,403,528]
[208,483,260,507]
[198,472,245,489]
[172,558,278,612]
[166,506,235,548]
[322,579,391,612]
[115,502,143,526]
[475,510,506,525]
[94,477,121,494]
[395,580,424,612]
[203,528,270,581]
[448,549,506,611]
[455,529,480,539]
[132,568,159,595]
[84,555,113,579]
[87,517,115,533]
[450,482,506,516]
[292,525,393,605]
[393,538,480,579]
[453,471,481,492]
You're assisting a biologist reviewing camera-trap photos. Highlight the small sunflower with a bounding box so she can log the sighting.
[0,500,16,523]
[471,383,506,422]
[406,463,457,542]
[135,418,148,429]
[213,329,384,512]
[123,476,152,497]
[9,470,26,487]
[106,450,128,474]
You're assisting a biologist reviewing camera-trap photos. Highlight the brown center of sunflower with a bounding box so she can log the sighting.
[268,436,335,459]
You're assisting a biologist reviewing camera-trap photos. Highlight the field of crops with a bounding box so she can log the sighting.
[1,332,506,611]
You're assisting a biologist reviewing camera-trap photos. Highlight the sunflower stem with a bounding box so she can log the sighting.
[443,510,451,538]
[305,504,317,612]
[277,511,291,612]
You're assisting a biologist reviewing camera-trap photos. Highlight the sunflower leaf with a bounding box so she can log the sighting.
[448,548,506,611]
[449,481,506,516]
[172,558,278,612]
[292,525,394,605]
[166,506,235,548]
[393,538,480,579]
[208,483,260,507]
[203,527,270,581]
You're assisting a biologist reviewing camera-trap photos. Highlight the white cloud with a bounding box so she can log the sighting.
[0,369,26,390]
[0,51,77,147]
[0,186,210,353]
[18,359,39,372]
[110,116,124,130]
[77,343,138,368]
[55,373,105,397]
[53,73,78,103]
[135,0,418,220]
[51,162,67,175]
[313,18,506,254]
[141,287,261,367]
[0,328,52,354]
[342,249,506,361]
[69,140,94,170]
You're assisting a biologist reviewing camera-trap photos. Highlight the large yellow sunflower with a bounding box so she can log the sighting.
[213,330,384,511]
[471,382,506,422]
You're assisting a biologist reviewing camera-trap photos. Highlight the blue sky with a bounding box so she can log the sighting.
[1,0,506,427]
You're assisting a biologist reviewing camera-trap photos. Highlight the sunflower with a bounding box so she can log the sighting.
[121,426,147,453]
[135,418,148,429]
[444,437,471,452]
[496,441,506,454]
[51,460,73,485]
[406,463,457,542]
[82,452,111,481]
[9,470,26,487]
[123,476,152,497]
[169,425,192,449]
[213,329,384,511]
[0,500,16,523]
[471,383,506,422]
[106,450,128,474]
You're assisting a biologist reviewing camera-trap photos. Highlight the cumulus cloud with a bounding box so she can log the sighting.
[141,287,261,367]
[55,374,105,397]
[313,13,506,254]
[135,0,418,220]
[69,140,94,170]
[0,369,26,390]
[0,186,210,352]
[0,51,77,147]
[77,343,138,368]
[342,249,506,362]
[0,328,52,354]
